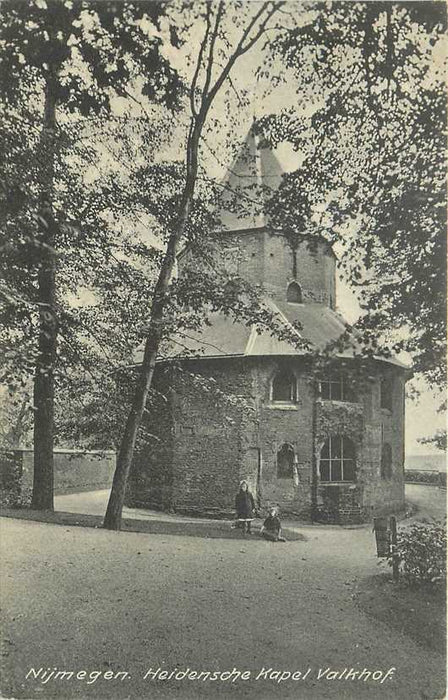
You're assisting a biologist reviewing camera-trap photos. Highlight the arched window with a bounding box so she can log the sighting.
[272,370,297,402]
[381,443,392,479]
[319,435,356,482]
[277,443,295,478]
[287,281,302,304]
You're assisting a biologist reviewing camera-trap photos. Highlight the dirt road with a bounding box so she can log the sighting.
[405,483,447,522]
[1,510,445,700]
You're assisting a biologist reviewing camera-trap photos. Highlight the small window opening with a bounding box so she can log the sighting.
[381,443,392,479]
[380,378,393,411]
[287,281,302,304]
[272,371,297,402]
[277,443,295,478]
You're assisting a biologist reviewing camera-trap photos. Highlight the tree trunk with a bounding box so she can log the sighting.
[310,386,318,522]
[31,76,58,511]
[103,3,277,530]
[103,127,200,530]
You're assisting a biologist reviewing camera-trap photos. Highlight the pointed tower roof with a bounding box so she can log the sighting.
[219,127,284,231]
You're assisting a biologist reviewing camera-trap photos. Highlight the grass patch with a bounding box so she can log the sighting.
[355,573,446,655]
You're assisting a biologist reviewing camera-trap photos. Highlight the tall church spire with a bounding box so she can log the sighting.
[219,126,284,231]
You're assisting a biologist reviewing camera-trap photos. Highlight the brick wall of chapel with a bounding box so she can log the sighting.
[125,366,176,511]
[250,358,405,520]
[178,230,337,308]
[128,357,405,521]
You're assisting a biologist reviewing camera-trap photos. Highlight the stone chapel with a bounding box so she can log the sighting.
[126,129,408,524]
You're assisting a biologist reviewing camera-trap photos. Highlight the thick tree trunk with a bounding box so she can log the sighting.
[103,128,200,530]
[31,77,58,511]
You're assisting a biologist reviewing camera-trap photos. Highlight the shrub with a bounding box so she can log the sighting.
[388,520,447,586]
[404,470,442,485]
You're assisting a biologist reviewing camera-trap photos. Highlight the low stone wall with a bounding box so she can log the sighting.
[405,470,446,487]
[314,483,365,525]
[0,449,116,507]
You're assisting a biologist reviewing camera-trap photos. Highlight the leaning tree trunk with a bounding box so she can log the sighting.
[103,128,200,530]
[31,76,58,511]
[103,2,279,530]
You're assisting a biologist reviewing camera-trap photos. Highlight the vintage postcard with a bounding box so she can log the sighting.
[1,1,446,699]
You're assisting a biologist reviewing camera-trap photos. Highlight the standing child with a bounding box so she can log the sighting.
[234,480,256,534]
[260,506,286,542]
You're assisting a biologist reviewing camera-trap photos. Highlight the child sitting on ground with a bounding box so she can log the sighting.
[260,506,286,542]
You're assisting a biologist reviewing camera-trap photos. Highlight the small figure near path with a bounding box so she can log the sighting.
[233,480,256,535]
[260,506,286,542]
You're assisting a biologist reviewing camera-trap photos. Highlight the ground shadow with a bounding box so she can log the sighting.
[354,573,446,655]
[0,508,306,541]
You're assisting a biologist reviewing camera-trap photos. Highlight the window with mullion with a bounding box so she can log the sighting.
[319,435,356,482]
[319,374,350,401]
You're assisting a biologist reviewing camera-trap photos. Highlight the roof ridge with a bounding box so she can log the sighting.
[265,297,303,340]
[244,324,259,355]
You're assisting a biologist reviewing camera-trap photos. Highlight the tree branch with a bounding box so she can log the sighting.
[202,1,224,99]
[203,3,282,113]
[190,5,213,117]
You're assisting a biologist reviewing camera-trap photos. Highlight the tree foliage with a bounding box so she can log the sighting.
[0,0,184,508]
[0,0,183,113]
[418,429,447,453]
[259,1,446,386]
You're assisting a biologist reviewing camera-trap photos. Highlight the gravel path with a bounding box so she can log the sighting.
[404,484,446,522]
[1,506,445,700]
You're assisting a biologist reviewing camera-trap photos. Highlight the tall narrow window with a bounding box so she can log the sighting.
[287,281,302,303]
[277,443,295,478]
[381,443,392,479]
[380,378,393,411]
[272,371,297,402]
[319,435,356,482]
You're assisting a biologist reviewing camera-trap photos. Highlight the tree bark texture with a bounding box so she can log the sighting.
[31,76,58,511]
